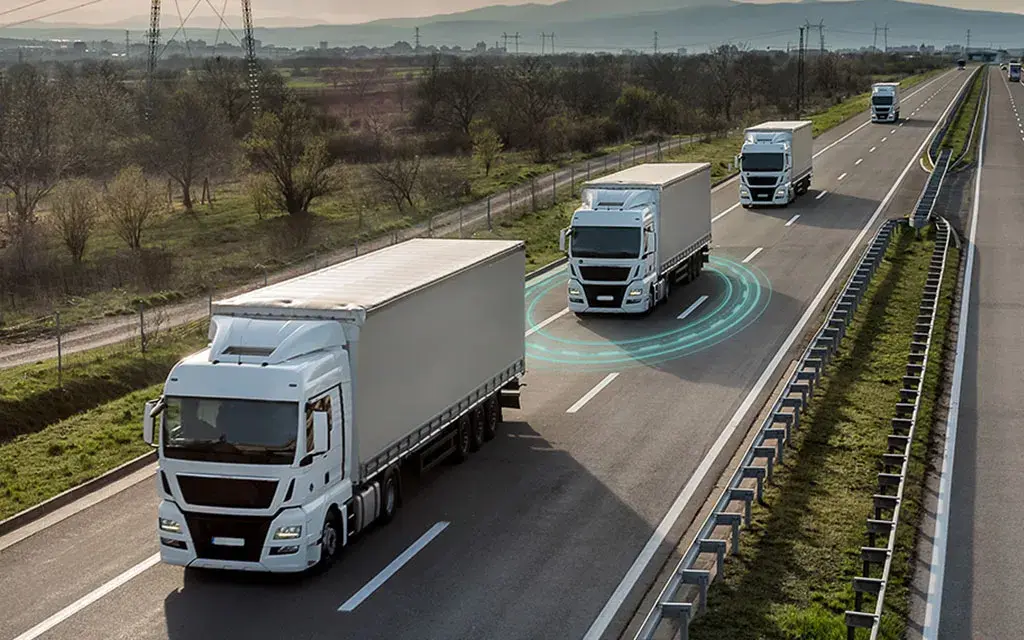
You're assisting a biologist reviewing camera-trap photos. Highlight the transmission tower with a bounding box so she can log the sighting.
[797,25,806,117]
[805,20,825,54]
[653,31,659,55]
[125,30,130,59]
[146,0,262,118]
[414,26,421,51]
[965,29,971,54]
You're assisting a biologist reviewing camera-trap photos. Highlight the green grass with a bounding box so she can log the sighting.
[0,385,160,521]
[0,321,207,443]
[942,68,986,166]
[688,225,958,640]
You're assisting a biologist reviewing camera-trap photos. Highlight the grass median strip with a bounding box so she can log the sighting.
[688,224,958,640]
[941,66,986,164]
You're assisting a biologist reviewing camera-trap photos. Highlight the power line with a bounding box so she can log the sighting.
[0,0,108,29]
[0,0,52,19]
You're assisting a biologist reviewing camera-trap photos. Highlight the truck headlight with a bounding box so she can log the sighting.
[273,525,302,540]
[629,288,644,297]
[159,517,181,533]
[776,188,788,198]
[568,286,581,296]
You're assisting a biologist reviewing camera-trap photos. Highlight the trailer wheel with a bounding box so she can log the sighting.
[379,470,399,525]
[484,396,500,441]
[451,414,472,463]
[470,405,486,451]
[318,510,342,569]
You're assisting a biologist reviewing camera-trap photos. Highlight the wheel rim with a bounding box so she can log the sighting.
[460,420,470,451]
[488,402,498,430]
[474,409,484,441]
[322,520,337,557]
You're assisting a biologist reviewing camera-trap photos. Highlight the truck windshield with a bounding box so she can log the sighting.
[872,96,894,105]
[741,153,784,172]
[571,226,641,259]
[162,396,299,465]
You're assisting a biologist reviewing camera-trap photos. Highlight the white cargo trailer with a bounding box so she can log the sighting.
[143,238,526,573]
[738,120,814,207]
[558,162,712,314]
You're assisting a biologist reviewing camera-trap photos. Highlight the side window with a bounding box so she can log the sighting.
[304,396,333,454]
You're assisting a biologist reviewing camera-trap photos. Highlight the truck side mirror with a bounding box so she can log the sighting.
[558,228,569,253]
[143,400,158,447]
[734,154,742,169]
[312,412,330,454]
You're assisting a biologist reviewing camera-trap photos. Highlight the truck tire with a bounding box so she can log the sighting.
[484,396,500,441]
[379,470,399,525]
[318,511,342,569]
[470,405,486,451]
[451,415,472,463]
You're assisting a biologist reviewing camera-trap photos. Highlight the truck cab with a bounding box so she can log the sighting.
[562,190,653,313]
[145,317,354,573]
[737,121,813,207]
[871,82,900,123]
[1010,62,1022,82]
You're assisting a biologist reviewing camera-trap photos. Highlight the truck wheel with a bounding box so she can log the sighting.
[379,470,399,525]
[470,405,486,451]
[451,415,472,463]
[319,511,342,569]
[484,396,500,441]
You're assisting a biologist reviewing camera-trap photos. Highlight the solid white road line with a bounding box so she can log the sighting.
[339,521,450,612]
[816,190,829,200]
[677,295,709,320]
[922,62,990,640]
[12,553,161,640]
[855,158,864,166]
[567,373,619,414]
[525,308,571,337]
[584,69,969,640]
[741,247,763,263]
[838,172,848,181]
[785,214,801,227]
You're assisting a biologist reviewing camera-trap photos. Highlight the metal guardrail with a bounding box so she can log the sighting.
[634,217,901,640]
[951,69,988,169]
[928,65,980,164]
[911,148,952,229]
[844,217,952,639]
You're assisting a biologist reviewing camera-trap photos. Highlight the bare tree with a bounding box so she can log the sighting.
[104,166,161,251]
[50,179,100,265]
[149,79,234,212]
[370,155,421,213]
[0,64,73,266]
[417,56,494,137]
[701,44,744,122]
[502,58,562,159]
[244,100,338,216]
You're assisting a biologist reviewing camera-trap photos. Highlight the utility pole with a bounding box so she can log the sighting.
[883,23,889,52]
[502,32,509,53]
[653,31,659,55]
[873,22,878,51]
[414,26,420,52]
[125,30,130,59]
[797,25,806,117]
[965,29,971,55]
[513,32,520,55]
[550,32,555,54]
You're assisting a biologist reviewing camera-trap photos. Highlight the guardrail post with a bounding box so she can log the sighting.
[487,196,493,230]
[680,570,710,613]
[661,602,693,640]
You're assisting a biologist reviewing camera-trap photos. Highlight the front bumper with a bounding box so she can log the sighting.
[157,500,320,573]
[567,279,649,314]
[740,186,790,206]
[872,111,896,122]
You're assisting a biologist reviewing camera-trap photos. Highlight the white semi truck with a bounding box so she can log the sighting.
[1010,62,1022,82]
[738,120,814,207]
[870,82,901,123]
[558,163,712,314]
[143,238,526,573]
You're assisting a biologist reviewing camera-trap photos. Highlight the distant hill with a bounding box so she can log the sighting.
[2,0,1022,53]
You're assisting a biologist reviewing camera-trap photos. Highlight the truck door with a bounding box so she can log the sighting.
[305,387,345,482]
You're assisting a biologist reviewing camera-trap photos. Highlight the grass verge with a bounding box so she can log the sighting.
[0,321,207,443]
[687,224,958,640]
[941,66,986,163]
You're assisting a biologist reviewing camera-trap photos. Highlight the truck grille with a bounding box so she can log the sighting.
[578,266,631,282]
[582,284,627,308]
[750,187,775,202]
[177,475,278,509]
[183,512,273,562]
[745,176,777,187]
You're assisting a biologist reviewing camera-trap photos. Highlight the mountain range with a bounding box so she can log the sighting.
[2,0,1023,53]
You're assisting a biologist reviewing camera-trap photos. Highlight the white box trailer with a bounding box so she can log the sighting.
[143,238,526,573]
[559,163,712,314]
[739,121,814,207]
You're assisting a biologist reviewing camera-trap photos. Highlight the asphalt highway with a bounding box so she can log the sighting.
[0,68,973,640]
[935,67,1024,640]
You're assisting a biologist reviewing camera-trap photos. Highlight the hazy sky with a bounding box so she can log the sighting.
[20,0,1024,27]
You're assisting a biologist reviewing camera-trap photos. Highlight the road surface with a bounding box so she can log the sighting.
[0,69,972,640]
[934,67,1024,639]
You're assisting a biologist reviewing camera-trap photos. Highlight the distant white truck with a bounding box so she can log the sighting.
[143,238,526,573]
[558,163,712,314]
[871,82,901,123]
[738,120,814,207]
[1010,62,1022,82]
